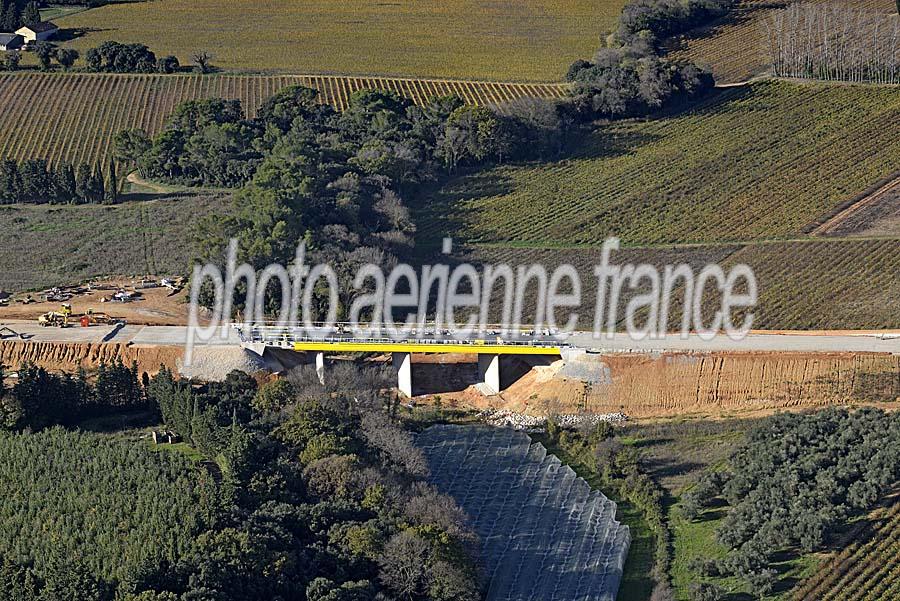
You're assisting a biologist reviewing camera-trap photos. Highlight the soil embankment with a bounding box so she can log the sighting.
[493,352,900,418]
[0,340,183,375]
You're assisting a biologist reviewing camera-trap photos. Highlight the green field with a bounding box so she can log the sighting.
[0,427,208,581]
[0,194,225,291]
[413,81,900,246]
[55,0,625,81]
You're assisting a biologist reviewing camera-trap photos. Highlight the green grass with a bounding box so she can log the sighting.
[413,81,900,246]
[534,433,656,600]
[40,4,90,21]
[0,194,228,292]
[55,0,626,81]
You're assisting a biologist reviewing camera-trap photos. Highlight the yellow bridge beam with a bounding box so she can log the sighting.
[292,341,562,355]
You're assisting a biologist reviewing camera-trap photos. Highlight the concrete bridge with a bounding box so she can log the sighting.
[234,324,567,396]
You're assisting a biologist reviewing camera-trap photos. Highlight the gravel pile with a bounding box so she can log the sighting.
[178,347,283,381]
[480,409,628,432]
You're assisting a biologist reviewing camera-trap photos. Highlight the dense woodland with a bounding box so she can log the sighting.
[0,362,482,600]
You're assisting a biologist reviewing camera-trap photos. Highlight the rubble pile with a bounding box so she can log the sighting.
[480,409,628,432]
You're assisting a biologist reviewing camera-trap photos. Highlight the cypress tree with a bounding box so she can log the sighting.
[104,157,118,204]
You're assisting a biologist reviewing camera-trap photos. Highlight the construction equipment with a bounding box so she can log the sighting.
[37,305,117,328]
[38,311,69,327]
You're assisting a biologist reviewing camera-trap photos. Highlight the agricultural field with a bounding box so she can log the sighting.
[668,0,898,83]
[793,496,900,601]
[0,427,209,581]
[0,73,568,167]
[451,236,900,331]
[413,81,900,246]
[718,238,900,330]
[54,0,626,81]
[0,194,226,292]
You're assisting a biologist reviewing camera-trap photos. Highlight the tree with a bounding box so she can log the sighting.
[104,157,119,204]
[0,159,21,204]
[0,2,19,32]
[75,163,93,203]
[85,47,102,71]
[21,1,39,28]
[4,50,20,72]
[114,129,151,163]
[191,50,213,74]
[19,159,51,202]
[54,162,77,203]
[157,55,180,74]
[55,48,79,71]
[34,42,54,71]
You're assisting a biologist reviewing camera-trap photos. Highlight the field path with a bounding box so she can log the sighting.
[811,173,900,236]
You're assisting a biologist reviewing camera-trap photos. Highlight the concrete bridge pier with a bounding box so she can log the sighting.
[315,351,325,385]
[393,352,413,397]
[478,354,501,395]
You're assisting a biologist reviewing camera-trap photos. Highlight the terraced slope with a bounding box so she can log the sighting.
[417,425,630,601]
[0,73,568,167]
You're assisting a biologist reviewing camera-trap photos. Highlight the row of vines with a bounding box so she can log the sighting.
[416,81,900,245]
[795,498,900,600]
[0,73,568,167]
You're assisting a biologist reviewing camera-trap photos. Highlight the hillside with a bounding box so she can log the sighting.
[668,0,898,84]
[0,195,224,291]
[54,0,626,81]
[0,73,568,167]
[413,81,900,246]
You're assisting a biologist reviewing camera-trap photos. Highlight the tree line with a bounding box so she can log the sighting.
[763,2,900,84]
[565,0,729,120]
[0,157,119,205]
[681,408,900,597]
[0,359,145,430]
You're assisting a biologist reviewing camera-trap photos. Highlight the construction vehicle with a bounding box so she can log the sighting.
[38,311,69,327]
[37,305,117,328]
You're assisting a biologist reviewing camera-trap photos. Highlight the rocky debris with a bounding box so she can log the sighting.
[479,409,628,432]
[178,347,284,381]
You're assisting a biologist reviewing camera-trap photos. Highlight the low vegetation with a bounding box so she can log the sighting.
[54,0,627,80]
[0,195,224,291]
[413,81,900,245]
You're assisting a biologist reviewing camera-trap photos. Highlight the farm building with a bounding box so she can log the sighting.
[0,33,23,51]
[16,22,58,43]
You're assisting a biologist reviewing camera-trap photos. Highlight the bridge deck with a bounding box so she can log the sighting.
[291,341,562,354]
